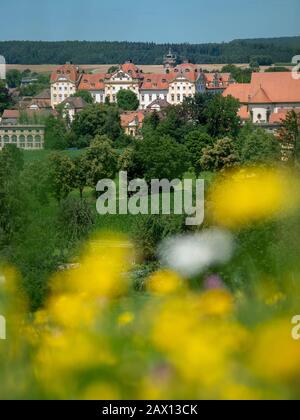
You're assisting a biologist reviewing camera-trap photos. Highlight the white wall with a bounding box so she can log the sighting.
[139,91,168,109]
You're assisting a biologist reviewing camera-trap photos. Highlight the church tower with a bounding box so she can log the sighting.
[163,48,177,72]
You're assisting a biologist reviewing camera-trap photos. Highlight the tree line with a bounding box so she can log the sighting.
[0,37,299,65]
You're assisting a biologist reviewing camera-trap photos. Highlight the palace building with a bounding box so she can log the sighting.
[50,59,235,109]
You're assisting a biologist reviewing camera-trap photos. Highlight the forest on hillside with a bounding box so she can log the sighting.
[0,37,299,65]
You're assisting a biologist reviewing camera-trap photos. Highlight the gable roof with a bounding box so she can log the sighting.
[223,72,300,104]
[1,110,20,119]
[120,111,145,127]
[141,74,170,90]
[34,89,51,100]
[78,73,106,91]
[51,64,80,84]
[61,96,88,109]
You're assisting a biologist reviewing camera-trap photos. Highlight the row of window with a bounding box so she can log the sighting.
[170,94,193,102]
[0,135,42,143]
[171,85,193,91]
[53,86,74,91]
[141,94,167,103]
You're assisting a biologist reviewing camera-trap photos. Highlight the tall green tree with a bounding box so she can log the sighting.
[71,104,121,144]
[44,115,68,150]
[48,153,75,202]
[117,90,139,111]
[85,135,118,188]
[0,81,12,113]
[72,90,93,104]
[200,137,239,172]
[205,94,241,138]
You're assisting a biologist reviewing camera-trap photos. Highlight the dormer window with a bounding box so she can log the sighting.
[147,79,151,83]
[162,79,167,83]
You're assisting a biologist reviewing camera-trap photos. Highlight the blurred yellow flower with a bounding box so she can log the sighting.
[197,289,235,317]
[210,168,299,228]
[118,311,135,326]
[82,383,120,400]
[250,319,300,381]
[147,270,183,295]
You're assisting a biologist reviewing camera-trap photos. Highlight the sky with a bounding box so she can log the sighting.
[0,0,299,43]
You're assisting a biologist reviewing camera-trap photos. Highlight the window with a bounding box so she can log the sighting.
[177,94,181,101]
[4,135,10,144]
[141,95,145,102]
[171,94,175,102]
[12,135,17,143]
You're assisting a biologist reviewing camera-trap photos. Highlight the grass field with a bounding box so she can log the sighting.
[23,148,84,163]
[6,63,286,74]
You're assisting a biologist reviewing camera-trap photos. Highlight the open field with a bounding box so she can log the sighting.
[6,63,292,74]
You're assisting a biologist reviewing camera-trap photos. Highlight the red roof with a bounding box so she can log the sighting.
[223,83,251,102]
[223,72,300,104]
[120,111,145,128]
[141,73,169,90]
[120,62,143,79]
[168,69,199,83]
[269,109,300,124]
[51,64,80,83]
[78,73,106,91]
[2,110,20,119]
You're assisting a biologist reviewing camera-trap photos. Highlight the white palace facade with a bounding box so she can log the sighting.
[50,59,234,109]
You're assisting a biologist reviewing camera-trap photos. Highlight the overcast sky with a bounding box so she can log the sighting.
[0,0,299,43]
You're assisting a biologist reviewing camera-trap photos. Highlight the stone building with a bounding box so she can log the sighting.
[0,124,45,150]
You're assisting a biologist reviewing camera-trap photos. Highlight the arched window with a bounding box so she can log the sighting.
[27,135,33,148]
[35,135,41,148]
[4,135,10,144]
[12,135,17,144]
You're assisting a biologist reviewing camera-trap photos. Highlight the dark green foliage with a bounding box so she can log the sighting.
[71,104,121,144]
[1,37,299,65]
[221,64,253,83]
[184,129,214,173]
[72,90,93,104]
[0,145,25,247]
[122,134,191,183]
[44,115,68,150]
[84,135,118,188]
[205,94,241,138]
[0,81,12,113]
[237,127,281,165]
[117,90,139,111]
[57,197,94,247]
[200,137,239,171]
[48,153,75,202]
[6,69,22,88]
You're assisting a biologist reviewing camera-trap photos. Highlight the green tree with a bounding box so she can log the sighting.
[125,133,191,182]
[71,103,121,143]
[200,137,239,172]
[117,89,139,111]
[205,94,241,138]
[184,129,214,172]
[0,145,25,247]
[48,153,75,202]
[56,197,94,248]
[0,81,12,113]
[44,115,68,150]
[278,110,300,162]
[237,127,281,165]
[72,90,93,104]
[6,69,22,88]
[85,135,118,188]
[73,154,90,199]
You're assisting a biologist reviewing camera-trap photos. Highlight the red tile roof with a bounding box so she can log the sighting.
[2,110,20,119]
[223,83,251,102]
[223,72,300,104]
[120,111,145,128]
[120,62,143,79]
[141,74,170,90]
[51,64,80,83]
[269,109,300,124]
[78,73,106,91]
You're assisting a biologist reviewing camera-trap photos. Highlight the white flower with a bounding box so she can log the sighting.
[158,228,234,277]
